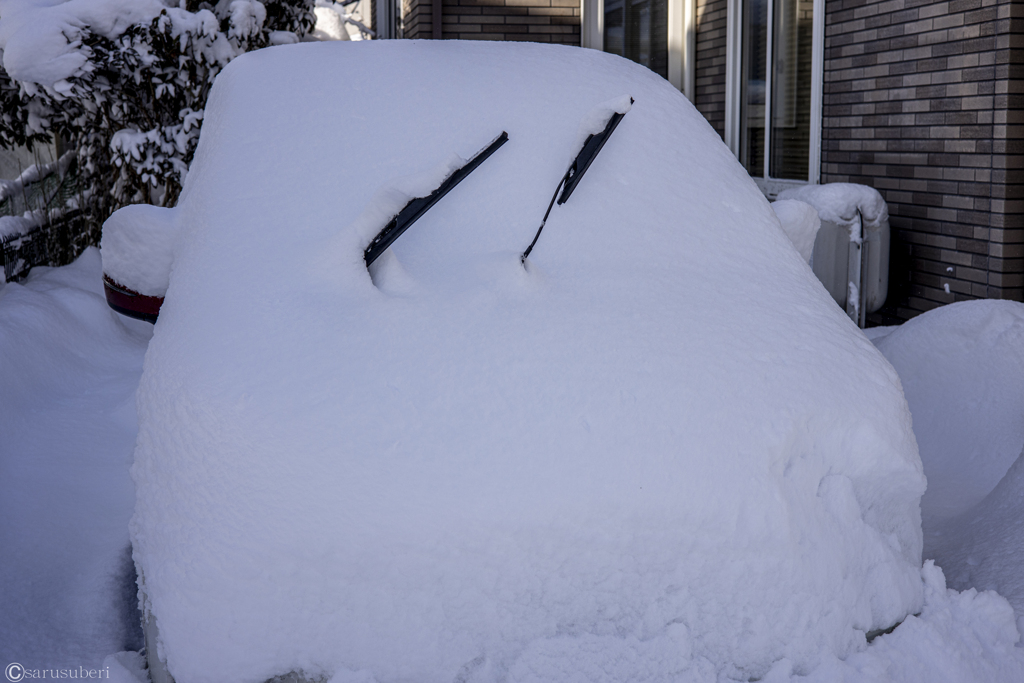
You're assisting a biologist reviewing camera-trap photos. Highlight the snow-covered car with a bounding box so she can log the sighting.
[105,41,929,683]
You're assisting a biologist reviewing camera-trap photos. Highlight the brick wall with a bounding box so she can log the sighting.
[821,0,1024,321]
[401,0,435,38]
[694,0,728,136]
[402,0,580,43]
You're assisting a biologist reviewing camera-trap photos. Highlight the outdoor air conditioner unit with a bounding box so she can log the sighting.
[777,184,890,328]
[812,214,889,327]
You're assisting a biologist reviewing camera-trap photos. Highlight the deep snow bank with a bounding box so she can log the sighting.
[874,300,1024,522]
[800,562,1024,683]
[131,41,926,683]
[928,447,1024,634]
[0,249,150,667]
[873,300,1024,632]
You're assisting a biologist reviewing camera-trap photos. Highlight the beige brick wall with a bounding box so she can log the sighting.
[402,0,580,43]
[822,0,1024,321]
[401,0,435,38]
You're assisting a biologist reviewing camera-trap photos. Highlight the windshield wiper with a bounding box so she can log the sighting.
[521,100,632,264]
[365,131,509,267]
[559,105,632,204]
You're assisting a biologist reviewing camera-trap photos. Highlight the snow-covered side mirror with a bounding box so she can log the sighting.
[100,204,182,323]
[771,199,821,265]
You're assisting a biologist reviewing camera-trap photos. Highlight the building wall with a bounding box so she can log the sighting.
[401,0,434,37]
[821,0,1024,320]
[401,0,580,43]
[694,0,729,137]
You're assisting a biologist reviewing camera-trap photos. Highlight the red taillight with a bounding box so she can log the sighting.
[103,275,163,323]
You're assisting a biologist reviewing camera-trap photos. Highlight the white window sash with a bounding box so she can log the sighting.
[724,0,742,156]
[581,0,604,51]
[669,0,696,98]
[725,0,823,184]
[809,0,823,184]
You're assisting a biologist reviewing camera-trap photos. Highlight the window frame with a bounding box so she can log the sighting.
[725,0,824,195]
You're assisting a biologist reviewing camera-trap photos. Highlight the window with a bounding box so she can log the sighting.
[603,0,669,78]
[726,0,823,193]
[582,0,696,98]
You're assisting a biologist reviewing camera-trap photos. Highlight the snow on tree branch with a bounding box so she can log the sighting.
[0,0,316,228]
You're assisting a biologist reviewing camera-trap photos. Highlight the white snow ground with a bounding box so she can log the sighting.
[0,249,151,670]
[1,251,1023,682]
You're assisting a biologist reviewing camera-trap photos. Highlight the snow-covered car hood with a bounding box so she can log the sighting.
[130,40,926,683]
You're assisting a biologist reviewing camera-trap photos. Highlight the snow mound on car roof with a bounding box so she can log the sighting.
[130,41,926,683]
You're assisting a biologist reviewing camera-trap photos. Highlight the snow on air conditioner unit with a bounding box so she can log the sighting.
[775,184,889,328]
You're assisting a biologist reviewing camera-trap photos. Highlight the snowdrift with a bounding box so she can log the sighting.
[874,300,1024,522]
[873,300,1024,628]
[128,41,927,683]
[930,447,1024,630]
[0,249,150,667]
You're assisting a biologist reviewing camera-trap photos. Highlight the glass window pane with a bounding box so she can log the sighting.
[740,0,767,177]
[769,0,813,180]
[605,0,625,58]
[605,0,668,78]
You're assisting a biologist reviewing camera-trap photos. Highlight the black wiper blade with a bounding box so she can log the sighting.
[365,131,509,267]
[521,100,632,264]
[558,102,631,205]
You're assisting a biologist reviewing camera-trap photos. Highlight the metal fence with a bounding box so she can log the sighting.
[0,156,96,283]
[1,210,93,282]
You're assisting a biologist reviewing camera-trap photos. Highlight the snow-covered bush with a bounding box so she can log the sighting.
[0,0,316,233]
